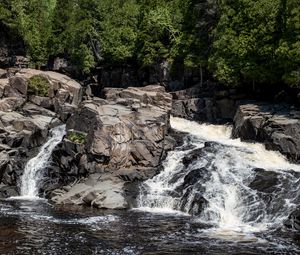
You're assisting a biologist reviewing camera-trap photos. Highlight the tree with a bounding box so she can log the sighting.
[208,0,283,87]
[137,0,183,66]
[276,0,300,87]
[11,0,54,67]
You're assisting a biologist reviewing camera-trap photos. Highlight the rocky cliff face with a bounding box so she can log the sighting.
[49,85,175,209]
[0,68,175,208]
[232,103,300,163]
[170,83,244,123]
[0,68,82,198]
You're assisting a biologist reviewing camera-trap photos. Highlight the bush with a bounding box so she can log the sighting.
[67,131,87,144]
[28,75,50,97]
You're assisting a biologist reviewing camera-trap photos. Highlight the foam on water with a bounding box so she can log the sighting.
[137,117,300,236]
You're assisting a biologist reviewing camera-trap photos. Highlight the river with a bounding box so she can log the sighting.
[1,117,300,254]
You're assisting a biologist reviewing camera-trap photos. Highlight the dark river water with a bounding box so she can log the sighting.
[0,199,300,255]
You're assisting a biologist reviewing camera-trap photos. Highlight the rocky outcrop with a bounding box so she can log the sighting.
[232,103,300,162]
[49,85,175,209]
[171,84,244,123]
[0,68,83,196]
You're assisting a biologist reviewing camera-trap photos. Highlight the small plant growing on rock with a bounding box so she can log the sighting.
[67,131,87,144]
[28,75,50,97]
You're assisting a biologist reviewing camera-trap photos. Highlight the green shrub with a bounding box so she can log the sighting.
[67,131,87,144]
[28,75,50,97]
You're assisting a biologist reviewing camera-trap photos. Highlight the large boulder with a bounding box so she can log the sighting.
[67,85,173,176]
[233,103,300,162]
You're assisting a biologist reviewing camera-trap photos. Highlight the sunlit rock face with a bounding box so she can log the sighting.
[0,68,82,199]
[50,85,176,209]
[233,103,300,163]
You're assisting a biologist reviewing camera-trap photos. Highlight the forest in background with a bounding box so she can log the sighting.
[0,0,299,88]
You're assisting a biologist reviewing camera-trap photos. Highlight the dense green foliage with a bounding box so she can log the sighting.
[27,75,50,96]
[0,0,299,87]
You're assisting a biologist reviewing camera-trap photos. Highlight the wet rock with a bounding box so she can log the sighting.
[285,209,300,231]
[180,188,207,215]
[183,168,207,188]
[0,184,18,198]
[181,143,219,168]
[182,148,204,167]
[51,174,128,209]
[248,168,279,193]
[0,152,10,182]
[171,98,206,121]
[233,103,300,162]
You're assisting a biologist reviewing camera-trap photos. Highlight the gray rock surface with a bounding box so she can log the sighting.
[49,85,175,209]
[171,85,239,123]
[233,103,300,162]
[0,69,83,196]
[51,174,127,209]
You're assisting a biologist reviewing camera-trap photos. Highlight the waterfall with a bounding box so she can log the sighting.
[137,117,300,233]
[20,125,66,198]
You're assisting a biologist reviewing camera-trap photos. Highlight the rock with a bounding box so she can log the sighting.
[49,85,175,208]
[52,57,69,71]
[9,76,28,95]
[0,97,26,111]
[29,95,53,109]
[183,168,207,188]
[0,78,9,97]
[12,56,29,67]
[0,69,6,78]
[0,110,59,149]
[22,103,56,117]
[51,174,128,209]
[67,86,173,175]
[15,69,83,106]
[0,184,18,198]
[233,103,300,162]
[0,152,10,182]
[171,98,206,121]
[285,208,300,231]
[3,84,23,98]
[248,168,279,193]
[0,68,83,197]
[215,98,236,120]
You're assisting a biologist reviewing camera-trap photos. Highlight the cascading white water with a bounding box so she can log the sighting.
[137,117,300,233]
[20,125,66,198]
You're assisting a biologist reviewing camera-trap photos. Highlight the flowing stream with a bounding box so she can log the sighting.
[138,117,300,236]
[20,125,66,198]
[2,118,300,254]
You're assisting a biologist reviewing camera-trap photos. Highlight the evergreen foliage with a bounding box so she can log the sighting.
[0,0,299,87]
